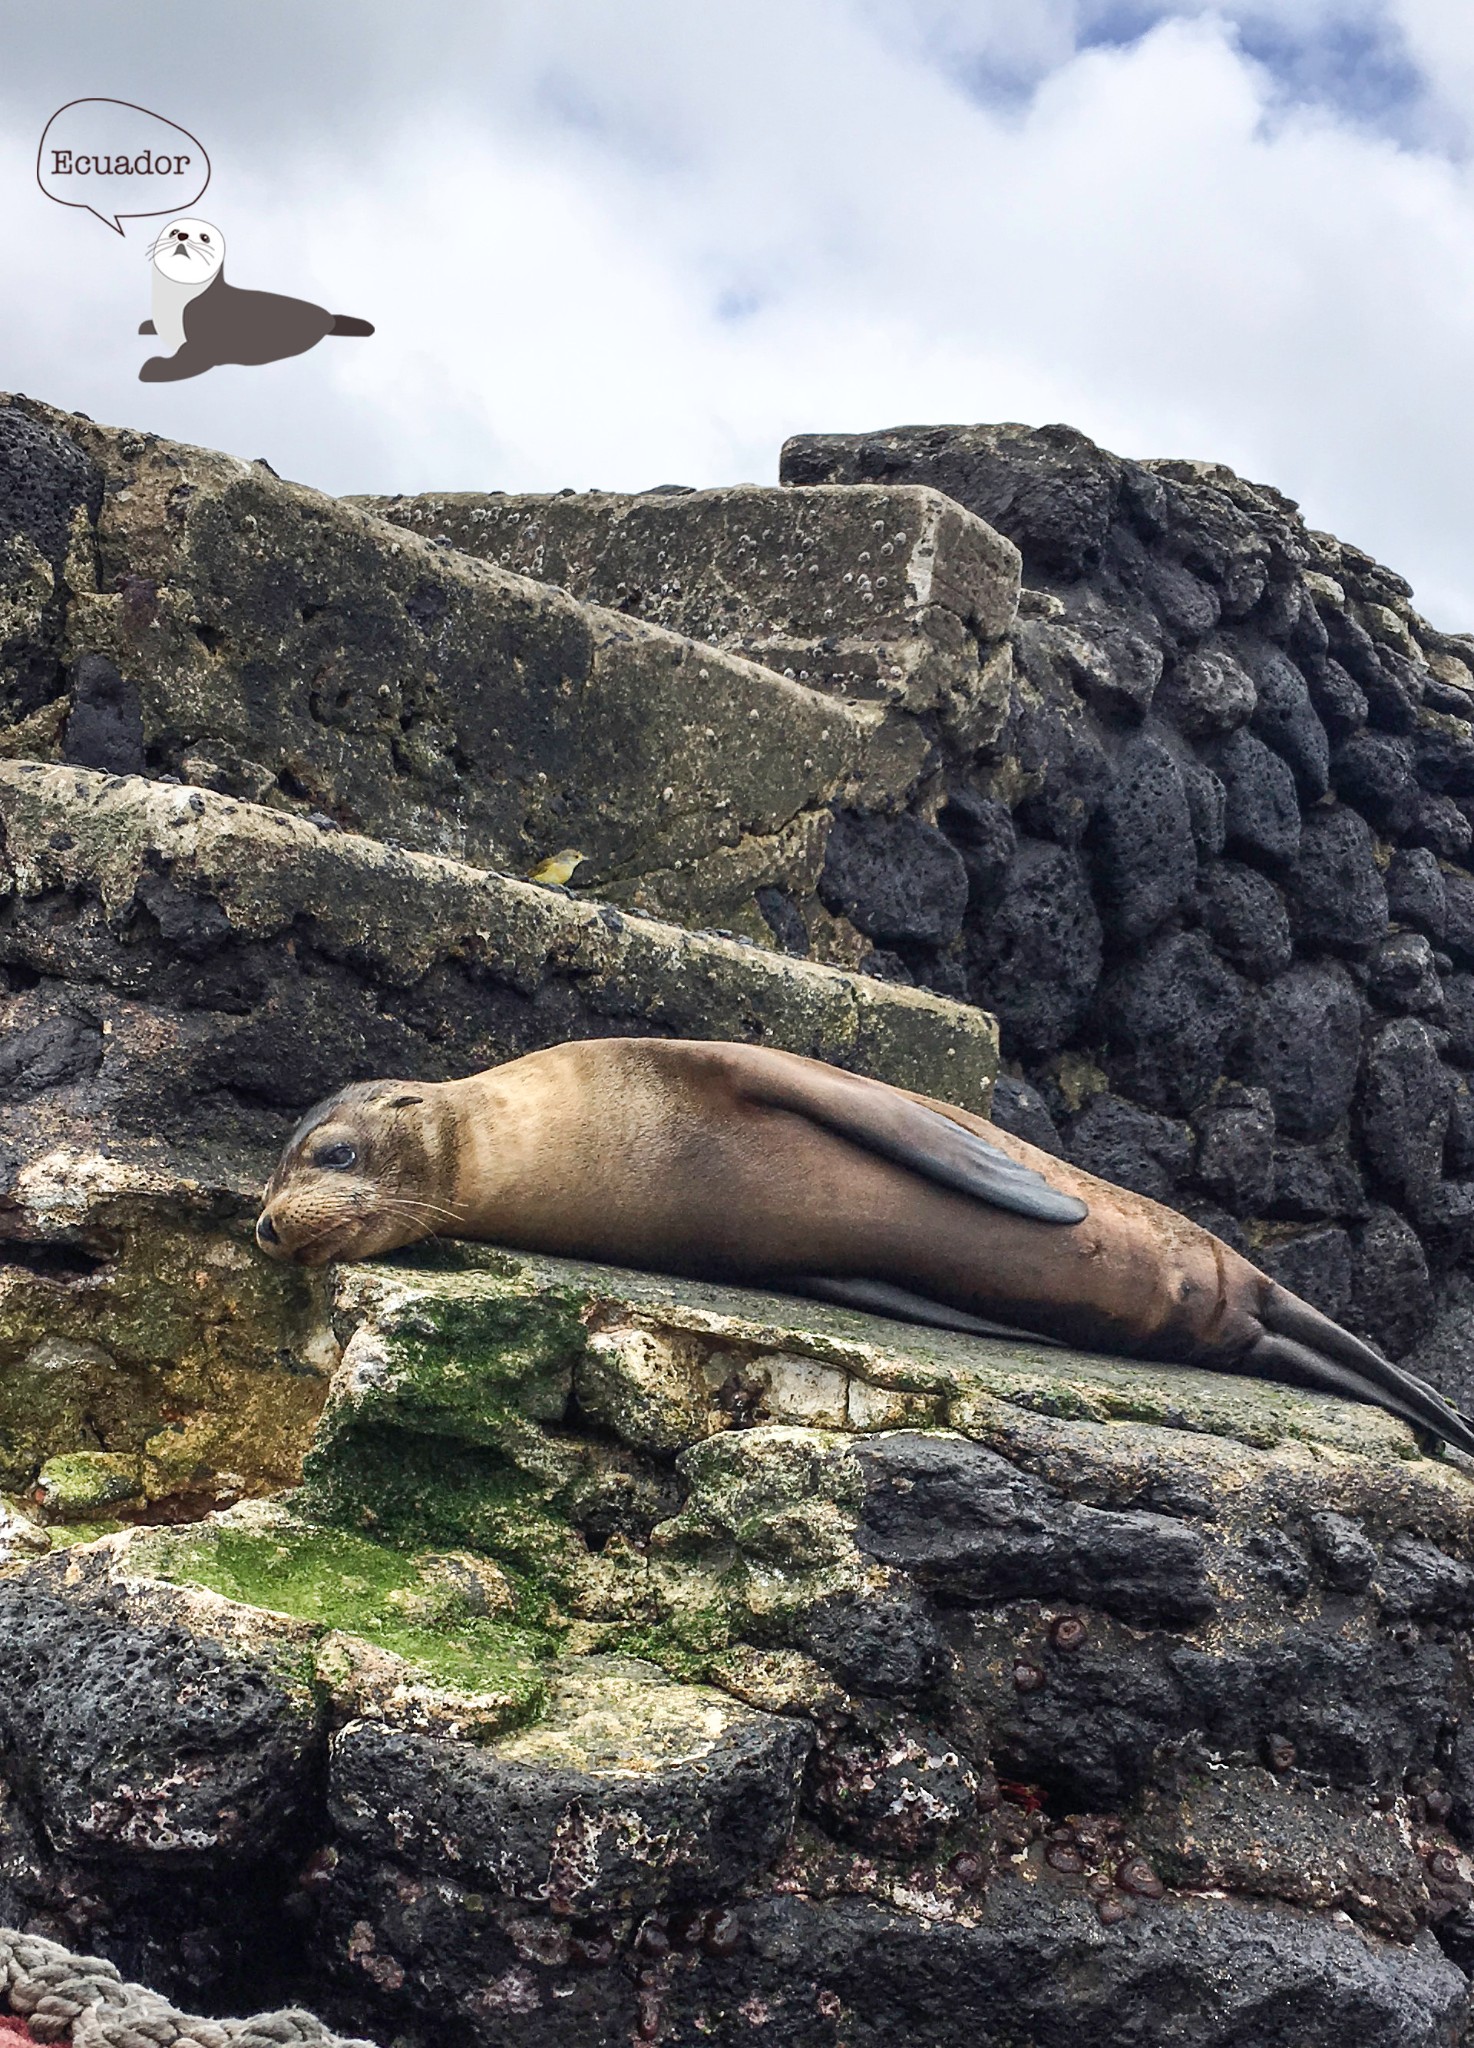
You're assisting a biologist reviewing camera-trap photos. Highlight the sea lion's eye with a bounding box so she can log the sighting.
[313,1142,357,1170]
[200,233,210,242]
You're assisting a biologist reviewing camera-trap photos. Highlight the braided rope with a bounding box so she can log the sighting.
[0,1933,374,2048]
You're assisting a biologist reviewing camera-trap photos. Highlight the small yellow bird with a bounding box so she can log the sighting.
[528,848,587,887]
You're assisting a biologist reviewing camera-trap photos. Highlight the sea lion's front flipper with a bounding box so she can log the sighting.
[139,345,212,383]
[742,1063,1088,1226]
[1255,1287,1474,1458]
[138,319,157,335]
[792,1274,1064,1345]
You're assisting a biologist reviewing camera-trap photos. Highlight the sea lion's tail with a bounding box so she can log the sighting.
[1251,1285,1474,1459]
[330,315,374,337]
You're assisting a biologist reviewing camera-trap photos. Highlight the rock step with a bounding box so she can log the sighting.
[355,481,1021,761]
[0,397,919,941]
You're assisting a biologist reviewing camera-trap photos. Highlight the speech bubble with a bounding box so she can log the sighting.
[37,98,210,236]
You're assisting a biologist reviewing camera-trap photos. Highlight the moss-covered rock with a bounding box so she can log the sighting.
[6,1244,1474,2038]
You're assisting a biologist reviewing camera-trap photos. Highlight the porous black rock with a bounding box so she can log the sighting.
[0,401,104,568]
[803,1711,979,1855]
[937,788,1016,908]
[1387,848,1448,941]
[1367,934,1444,1016]
[1440,868,1474,970]
[61,653,147,778]
[1443,975,1474,1065]
[754,886,809,956]
[0,1005,103,1101]
[1305,1512,1378,1594]
[1374,1536,1474,1624]
[1138,553,1222,640]
[0,1583,319,1860]
[1320,605,1398,710]
[819,810,969,947]
[1360,1018,1453,1208]
[0,406,105,721]
[1258,1228,1353,1322]
[1405,1304,1474,1414]
[1283,805,1389,954]
[1212,728,1301,869]
[1194,862,1293,980]
[1193,1086,1275,1216]
[1305,654,1369,741]
[1157,644,1256,738]
[1010,696,1112,847]
[1413,718,1474,799]
[1350,1208,1434,1357]
[1179,756,1227,860]
[964,837,1102,1058]
[1331,732,1421,837]
[781,420,1122,579]
[853,1433,1213,1629]
[987,1072,1063,1155]
[1099,929,1247,1116]
[1447,1079,1474,1176]
[1242,964,1365,1139]
[724,1887,1467,2048]
[1410,794,1472,862]
[1086,736,1197,943]
[1246,642,1330,800]
[1267,1134,1368,1222]
[328,1673,812,1914]
[1063,1092,1193,1202]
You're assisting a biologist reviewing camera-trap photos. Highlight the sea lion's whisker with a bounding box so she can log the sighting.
[375,1193,465,1222]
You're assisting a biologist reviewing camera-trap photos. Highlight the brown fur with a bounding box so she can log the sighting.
[257,1038,1268,1368]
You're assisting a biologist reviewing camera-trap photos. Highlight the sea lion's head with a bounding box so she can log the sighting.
[149,216,225,285]
[256,1081,457,1266]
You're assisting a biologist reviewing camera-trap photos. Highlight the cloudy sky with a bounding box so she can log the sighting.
[4,2,1474,623]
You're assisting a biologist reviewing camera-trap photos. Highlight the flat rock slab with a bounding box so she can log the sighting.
[359,482,1021,760]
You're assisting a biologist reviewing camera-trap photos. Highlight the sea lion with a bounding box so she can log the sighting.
[255,1036,1474,1456]
[138,216,373,382]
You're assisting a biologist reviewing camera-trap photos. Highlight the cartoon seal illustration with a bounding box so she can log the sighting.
[138,216,373,381]
[254,1037,1474,1456]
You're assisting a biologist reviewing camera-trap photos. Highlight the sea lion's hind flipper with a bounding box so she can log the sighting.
[1253,1290,1474,1457]
[791,1274,1064,1346]
[742,1065,1088,1227]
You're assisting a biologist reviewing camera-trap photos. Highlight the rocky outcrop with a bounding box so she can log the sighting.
[0,397,888,940]
[1,1254,1473,2041]
[6,397,1474,2044]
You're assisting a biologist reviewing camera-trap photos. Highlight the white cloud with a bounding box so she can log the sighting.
[4,2,1474,627]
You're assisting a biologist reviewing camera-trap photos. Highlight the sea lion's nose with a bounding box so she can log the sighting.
[256,1211,280,1249]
